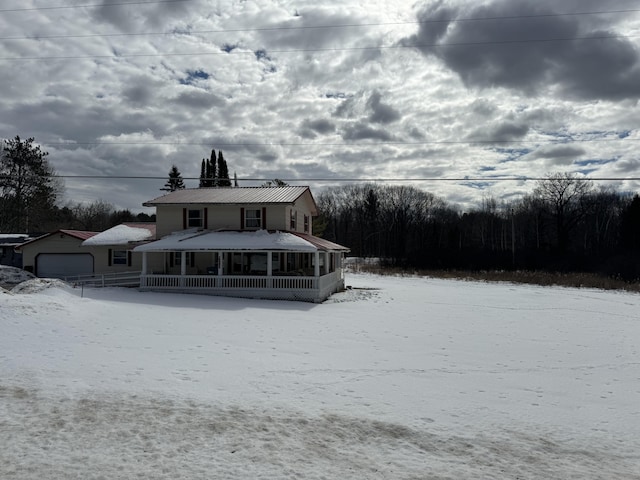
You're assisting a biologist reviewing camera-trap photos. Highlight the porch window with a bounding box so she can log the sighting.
[245,209,261,228]
[112,249,127,265]
[188,209,203,228]
[174,251,192,266]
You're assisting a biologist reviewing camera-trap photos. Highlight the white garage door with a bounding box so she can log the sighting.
[37,253,94,278]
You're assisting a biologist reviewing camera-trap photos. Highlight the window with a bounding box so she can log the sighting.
[290,210,297,230]
[304,215,309,233]
[112,250,127,265]
[174,251,191,266]
[245,209,261,228]
[188,209,203,228]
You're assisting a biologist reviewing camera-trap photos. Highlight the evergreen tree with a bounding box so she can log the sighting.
[209,149,217,186]
[261,179,288,187]
[205,156,212,182]
[199,150,217,187]
[0,136,61,232]
[161,165,185,192]
[217,150,231,186]
[199,158,206,188]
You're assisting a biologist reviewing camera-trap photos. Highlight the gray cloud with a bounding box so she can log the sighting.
[304,118,336,134]
[91,0,198,31]
[534,145,586,160]
[298,118,336,138]
[367,91,401,124]
[341,122,394,141]
[404,0,640,100]
[467,122,529,142]
[172,90,226,110]
[122,84,154,107]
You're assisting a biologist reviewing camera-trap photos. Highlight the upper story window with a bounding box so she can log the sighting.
[304,214,309,233]
[245,209,261,228]
[290,210,297,230]
[188,209,203,228]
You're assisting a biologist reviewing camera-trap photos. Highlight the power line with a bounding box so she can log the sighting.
[39,137,638,147]
[43,175,640,182]
[2,8,639,41]
[0,0,192,13]
[2,33,637,61]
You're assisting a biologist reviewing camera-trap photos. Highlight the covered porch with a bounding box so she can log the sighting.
[134,230,349,302]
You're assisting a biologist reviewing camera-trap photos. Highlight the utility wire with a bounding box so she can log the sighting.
[2,33,637,61]
[34,175,640,182]
[1,8,639,40]
[39,137,638,147]
[0,0,193,13]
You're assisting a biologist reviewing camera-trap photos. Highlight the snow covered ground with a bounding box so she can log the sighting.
[1,269,639,479]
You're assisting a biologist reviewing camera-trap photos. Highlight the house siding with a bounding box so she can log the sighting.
[156,203,308,236]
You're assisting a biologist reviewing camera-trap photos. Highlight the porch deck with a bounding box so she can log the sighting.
[140,270,345,302]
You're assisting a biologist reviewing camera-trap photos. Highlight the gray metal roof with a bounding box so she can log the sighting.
[143,186,316,210]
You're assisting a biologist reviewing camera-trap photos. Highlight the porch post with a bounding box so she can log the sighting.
[141,251,148,274]
[181,251,187,276]
[314,251,320,277]
[218,252,224,275]
[267,251,272,288]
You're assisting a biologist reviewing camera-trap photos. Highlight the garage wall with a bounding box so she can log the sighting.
[20,232,100,277]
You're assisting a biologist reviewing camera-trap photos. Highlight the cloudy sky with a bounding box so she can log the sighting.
[1,0,639,213]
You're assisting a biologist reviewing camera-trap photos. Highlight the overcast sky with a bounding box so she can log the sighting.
[1,0,639,213]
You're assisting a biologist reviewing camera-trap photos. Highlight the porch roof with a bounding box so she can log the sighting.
[132,229,334,253]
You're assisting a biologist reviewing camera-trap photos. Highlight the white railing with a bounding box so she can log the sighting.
[140,274,320,290]
[140,269,345,302]
[64,271,142,288]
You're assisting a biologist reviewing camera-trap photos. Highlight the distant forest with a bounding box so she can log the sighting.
[315,174,640,282]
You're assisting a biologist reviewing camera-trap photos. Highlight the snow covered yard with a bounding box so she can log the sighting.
[1,271,639,479]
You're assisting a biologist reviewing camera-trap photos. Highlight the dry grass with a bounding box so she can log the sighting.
[352,264,640,294]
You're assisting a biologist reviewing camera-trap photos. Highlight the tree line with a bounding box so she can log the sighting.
[3,135,639,280]
[316,176,640,281]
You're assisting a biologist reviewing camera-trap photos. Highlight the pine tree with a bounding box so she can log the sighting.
[0,136,61,232]
[161,165,185,192]
[199,158,206,188]
[217,150,231,186]
[209,149,217,186]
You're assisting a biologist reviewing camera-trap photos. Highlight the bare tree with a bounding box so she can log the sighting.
[71,200,115,231]
[533,173,594,252]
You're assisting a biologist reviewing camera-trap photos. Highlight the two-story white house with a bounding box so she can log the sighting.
[134,186,349,302]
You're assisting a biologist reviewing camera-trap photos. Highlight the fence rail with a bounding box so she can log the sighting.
[64,271,142,288]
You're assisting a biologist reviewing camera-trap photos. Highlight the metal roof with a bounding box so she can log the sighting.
[290,232,350,252]
[143,186,316,211]
[60,229,100,240]
[133,229,350,253]
[14,230,99,250]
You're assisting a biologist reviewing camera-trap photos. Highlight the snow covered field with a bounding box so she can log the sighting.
[1,269,639,479]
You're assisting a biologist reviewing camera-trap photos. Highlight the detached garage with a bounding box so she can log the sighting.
[16,230,99,279]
